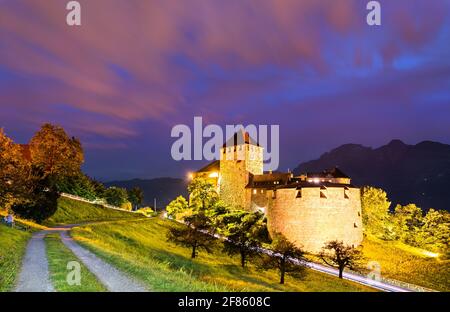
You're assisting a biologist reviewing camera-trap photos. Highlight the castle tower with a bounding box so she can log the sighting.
[219,131,263,210]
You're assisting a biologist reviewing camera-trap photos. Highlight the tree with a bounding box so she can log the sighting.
[188,177,218,211]
[320,240,362,279]
[128,187,144,211]
[416,209,449,253]
[259,233,305,284]
[89,178,106,198]
[136,207,154,217]
[218,210,269,268]
[167,212,215,258]
[29,123,83,180]
[12,173,59,223]
[104,187,128,207]
[361,186,394,239]
[166,196,189,219]
[0,129,28,209]
[57,173,97,200]
[392,204,423,244]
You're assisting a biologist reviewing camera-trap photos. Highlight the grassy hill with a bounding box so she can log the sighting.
[0,214,45,292]
[359,236,449,292]
[0,196,142,291]
[71,218,375,292]
[45,197,143,226]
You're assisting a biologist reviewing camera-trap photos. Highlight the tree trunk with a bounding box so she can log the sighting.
[339,266,344,279]
[240,251,246,268]
[280,259,285,284]
[191,245,196,258]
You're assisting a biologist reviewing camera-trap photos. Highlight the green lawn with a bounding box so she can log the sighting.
[71,218,375,292]
[359,236,450,292]
[46,197,142,226]
[0,224,31,291]
[45,233,106,292]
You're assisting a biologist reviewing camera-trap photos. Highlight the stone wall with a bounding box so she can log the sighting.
[219,145,263,210]
[265,186,363,253]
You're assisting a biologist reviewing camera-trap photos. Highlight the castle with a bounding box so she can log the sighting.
[193,131,363,253]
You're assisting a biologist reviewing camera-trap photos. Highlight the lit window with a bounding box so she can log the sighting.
[253,189,257,195]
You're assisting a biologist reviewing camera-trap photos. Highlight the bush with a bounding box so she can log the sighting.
[104,187,128,207]
[120,201,132,211]
[136,207,154,217]
[56,173,97,200]
[12,176,59,223]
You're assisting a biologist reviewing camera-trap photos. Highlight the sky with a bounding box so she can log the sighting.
[1,0,449,181]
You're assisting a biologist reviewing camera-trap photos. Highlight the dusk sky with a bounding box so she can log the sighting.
[1,0,449,181]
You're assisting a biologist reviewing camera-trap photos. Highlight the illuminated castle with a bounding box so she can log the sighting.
[194,132,363,253]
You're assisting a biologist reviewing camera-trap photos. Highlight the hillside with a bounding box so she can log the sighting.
[45,197,142,226]
[294,140,450,211]
[105,177,188,209]
[71,218,374,292]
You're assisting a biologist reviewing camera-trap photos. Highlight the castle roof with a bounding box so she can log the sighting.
[222,130,259,147]
[247,169,357,189]
[304,167,350,179]
[246,172,293,188]
[195,160,220,173]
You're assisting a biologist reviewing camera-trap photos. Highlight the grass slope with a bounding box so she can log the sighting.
[0,225,31,291]
[71,218,374,292]
[360,236,449,292]
[46,197,142,226]
[0,213,47,292]
[45,234,106,292]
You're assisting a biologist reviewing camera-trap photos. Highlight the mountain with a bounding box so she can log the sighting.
[104,177,188,209]
[293,140,450,211]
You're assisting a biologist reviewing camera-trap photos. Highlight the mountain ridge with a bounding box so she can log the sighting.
[294,139,450,211]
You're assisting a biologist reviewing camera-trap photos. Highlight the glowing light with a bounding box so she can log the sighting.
[208,171,219,178]
[313,178,320,184]
[187,172,194,180]
[422,250,439,258]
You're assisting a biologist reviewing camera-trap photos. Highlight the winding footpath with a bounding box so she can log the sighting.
[15,224,147,292]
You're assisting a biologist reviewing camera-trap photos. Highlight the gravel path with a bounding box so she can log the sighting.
[60,229,147,292]
[15,231,55,292]
[15,224,148,292]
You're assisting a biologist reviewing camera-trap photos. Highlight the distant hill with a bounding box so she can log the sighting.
[105,178,188,209]
[293,140,450,211]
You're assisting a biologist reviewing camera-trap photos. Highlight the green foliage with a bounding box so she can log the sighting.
[259,233,305,284]
[167,212,216,258]
[56,173,97,200]
[136,207,154,217]
[12,174,60,223]
[104,187,129,207]
[392,204,423,244]
[89,178,106,198]
[415,209,449,254]
[320,240,363,279]
[360,186,394,239]
[120,201,133,211]
[166,195,189,219]
[128,187,144,210]
[188,177,218,211]
[217,210,270,267]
